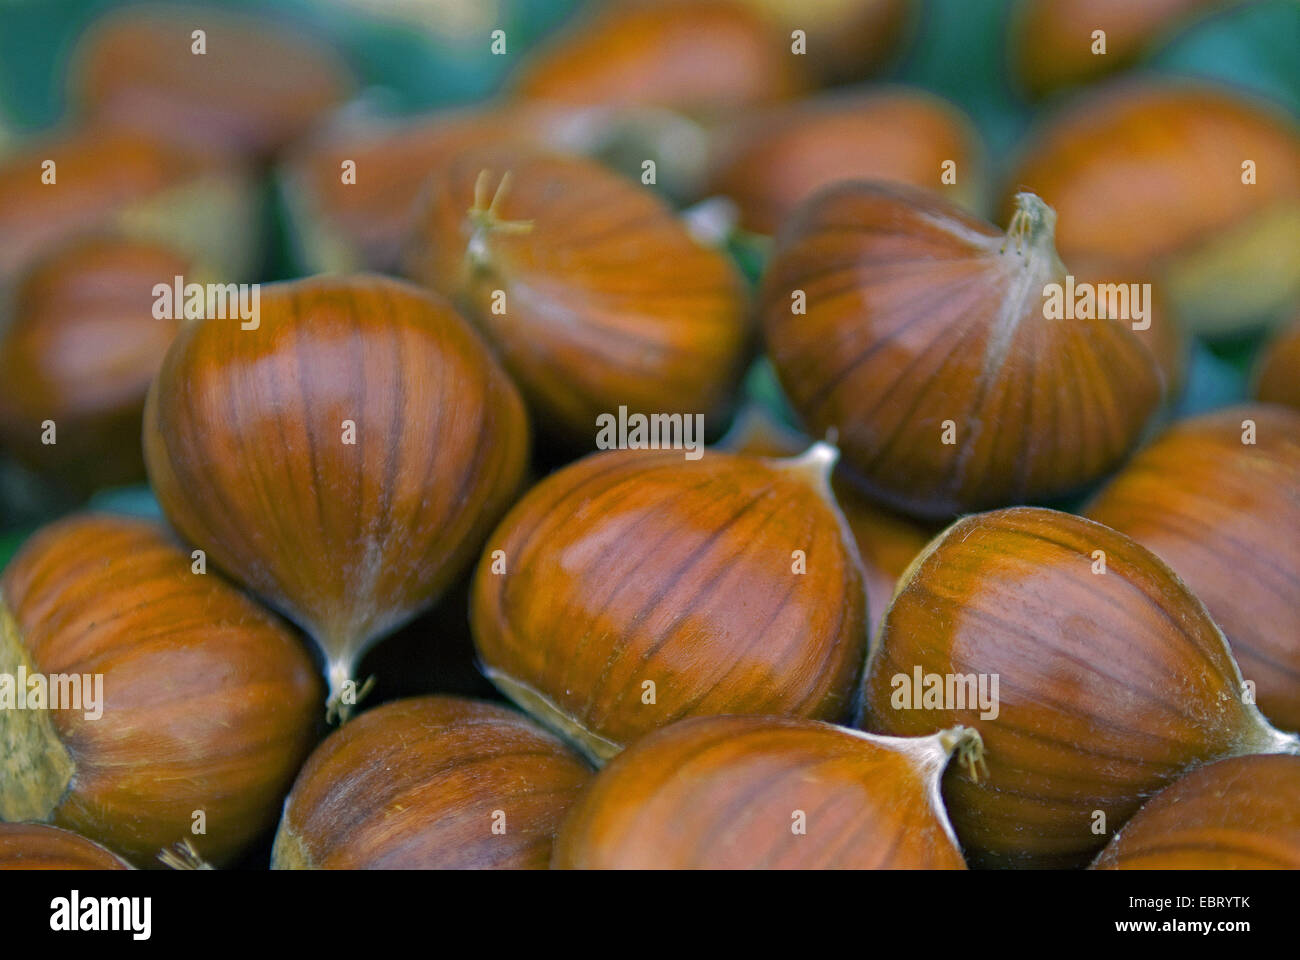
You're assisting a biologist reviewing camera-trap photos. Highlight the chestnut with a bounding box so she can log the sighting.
[471,442,869,763]
[0,124,260,285]
[1091,754,1300,870]
[706,88,986,235]
[510,0,805,114]
[860,506,1299,869]
[761,182,1163,519]
[718,405,933,641]
[731,0,914,82]
[1085,404,1300,731]
[68,2,354,161]
[1006,79,1300,337]
[552,715,979,869]
[1255,316,1300,410]
[407,147,750,447]
[0,514,321,866]
[143,274,529,718]
[272,696,591,869]
[0,823,131,870]
[1010,0,1226,96]
[0,236,190,494]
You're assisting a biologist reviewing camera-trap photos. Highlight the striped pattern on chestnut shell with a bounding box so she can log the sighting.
[272,696,591,869]
[0,514,321,866]
[143,275,529,708]
[761,182,1162,519]
[861,507,1299,869]
[407,148,750,446]
[471,447,869,762]
[1087,404,1300,731]
[552,715,968,869]
[1092,754,1300,869]
[0,823,131,870]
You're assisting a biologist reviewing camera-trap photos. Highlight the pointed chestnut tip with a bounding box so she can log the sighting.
[771,439,840,499]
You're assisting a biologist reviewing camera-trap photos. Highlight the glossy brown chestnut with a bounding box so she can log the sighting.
[761,183,1162,519]
[0,823,131,870]
[408,147,750,446]
[1255,317,1300,410]
[0,514,321,866]
[1010,0,1227,96]
[1006,80,1300,336]
[0,236,190,494]
[471,443,869,763]
[1091,754,1300,869]
[69,3,354,160]
[717,405,932,641]
[861,506,1299,869]
[553,715,978,869]
[0,125,259,285]
[1086,405,1300,731]
[272,696,591,869]
[707,88,986,235]
[510,0,804,113]
[143,275,529,718]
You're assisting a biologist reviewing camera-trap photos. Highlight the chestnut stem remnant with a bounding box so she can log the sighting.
[466,168,535,268]
[157,838,215,871]
[324,661,376,725]
[0,598,75,823]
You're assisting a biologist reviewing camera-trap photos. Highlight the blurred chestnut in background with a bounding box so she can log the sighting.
[1091,754,1300,869]
[718,405,932,640]
[0,236,191,495]
[706,88,985,235]
[0,823,131,870]
[408,147,749,447]
[733,0,914,82]
[1086,404,1300,731]
[553,716,977,869]
[0,125,259,286]
[511,0,804,113]
[471,443,868,763]
[1006,80,1300,337]
[281,101,709,274]
[0,514,321,866]
[143,275,529,718]
[273,697,591,869]
[762,184,1162,519]
[1254,316,1300,410]
[861,507,1299,868]
[1010,0,1229,97]
[68,2,354,161]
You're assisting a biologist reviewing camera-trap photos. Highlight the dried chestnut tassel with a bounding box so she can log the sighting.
[761,184,1162,519]
[143,275,529,720]
[553,716,982,869]
[272,697,591,869]
[1091,755,1300,870]
[471,442,870,763]
[0,823,131,870]
[860,506,1300,869]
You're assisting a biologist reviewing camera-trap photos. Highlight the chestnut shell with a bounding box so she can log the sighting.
[0,823,131,870]
[471,447,869,762]
[1091,754,1300,869]
[273,696,591,869]
[861,506,1297,868]
[0,514,322,866]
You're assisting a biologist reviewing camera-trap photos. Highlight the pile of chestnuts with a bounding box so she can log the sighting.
[0,0,1297,874]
